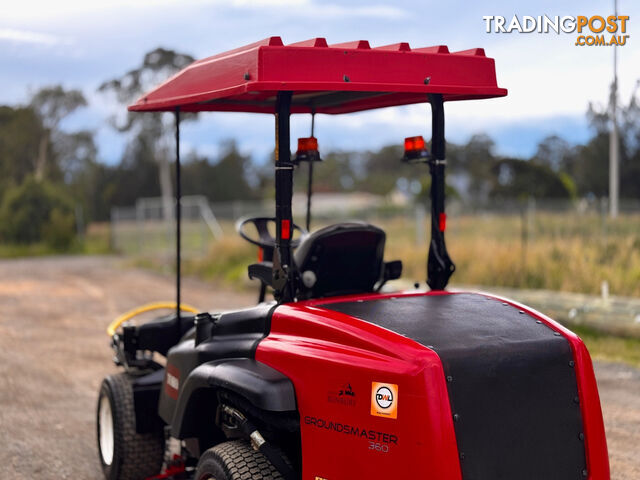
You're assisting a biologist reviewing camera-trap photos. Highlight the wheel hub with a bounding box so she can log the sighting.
[98,395,114,465]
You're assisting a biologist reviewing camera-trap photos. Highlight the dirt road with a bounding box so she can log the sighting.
[0,256,637,479]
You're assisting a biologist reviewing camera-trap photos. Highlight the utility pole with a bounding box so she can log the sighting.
[609,0,620,218]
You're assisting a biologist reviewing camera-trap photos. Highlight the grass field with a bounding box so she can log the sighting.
[116,210,638,367]
[572,324,640,368]
[4,211,638,366]
[0,222,112,258]
[7,210,639,298]
[156,211,640,297]
[400,211,640,297]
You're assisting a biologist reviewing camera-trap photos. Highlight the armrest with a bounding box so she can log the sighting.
[374,260,403,292]
[383,260,403,281]
[248,261,274,288]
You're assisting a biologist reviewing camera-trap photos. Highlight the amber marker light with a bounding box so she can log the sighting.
[402,135,430,163]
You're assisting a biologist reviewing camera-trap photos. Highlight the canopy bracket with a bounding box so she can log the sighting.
[273,92,295,303]
[174,108,182,324]
[427,94,455,290]
[305,111,315,231]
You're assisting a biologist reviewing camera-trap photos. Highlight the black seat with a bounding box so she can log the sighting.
[294,222,388,299]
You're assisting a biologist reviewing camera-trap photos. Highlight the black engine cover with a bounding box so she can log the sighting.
[322,293,587,480]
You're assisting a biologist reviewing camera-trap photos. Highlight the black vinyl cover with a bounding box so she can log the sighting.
[322,293,587,480]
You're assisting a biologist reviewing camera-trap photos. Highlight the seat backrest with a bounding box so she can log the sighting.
[294,222,386,299]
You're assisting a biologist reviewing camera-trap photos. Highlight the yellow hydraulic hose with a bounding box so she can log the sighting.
[107,302,200,337]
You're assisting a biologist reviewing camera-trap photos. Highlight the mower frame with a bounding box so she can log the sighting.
[96,37,610,480]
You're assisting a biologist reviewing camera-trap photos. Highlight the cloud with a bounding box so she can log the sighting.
[227,0,407,19]
[271,2,408,19]
[1,0,406,23]
[0,28,70,46]
[3,0,635,162]
[229,0,308,6]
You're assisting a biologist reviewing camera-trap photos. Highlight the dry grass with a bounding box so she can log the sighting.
[572,325,640,368]
[0,221,112,257]
[183,236,256,286]
[127,213,640,366]
[128,212,640,297]
[385,212,640,297]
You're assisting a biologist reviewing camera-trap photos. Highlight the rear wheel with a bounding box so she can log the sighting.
[195,440,283,480]
[97,373,164,480]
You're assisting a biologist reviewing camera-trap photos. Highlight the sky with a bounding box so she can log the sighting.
[1,0,638,164]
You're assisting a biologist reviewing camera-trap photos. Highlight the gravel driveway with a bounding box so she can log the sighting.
[0,256,637,479]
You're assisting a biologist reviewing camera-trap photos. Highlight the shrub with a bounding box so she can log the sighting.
[0,177,76,249]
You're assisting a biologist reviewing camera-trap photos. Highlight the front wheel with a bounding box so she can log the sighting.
[97,373,164,480]
[195,440,284,480]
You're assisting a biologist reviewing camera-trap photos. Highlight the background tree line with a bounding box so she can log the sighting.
[0,46,638,249]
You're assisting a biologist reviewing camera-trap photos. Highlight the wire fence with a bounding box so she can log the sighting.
[110,195,640,257]
[110,195,640,335]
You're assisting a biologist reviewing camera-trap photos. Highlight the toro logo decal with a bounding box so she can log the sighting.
[327,382,356,407]
[165,364,180,400]
[371,382,398,419]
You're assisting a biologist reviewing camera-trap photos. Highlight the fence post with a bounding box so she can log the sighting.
[600,197,608,242]
[109,207,117,252]
[527,197,536,242]
[75,203,85,241]
[415,202,426,246]
[520,201,528,287]
[135,199,144,254]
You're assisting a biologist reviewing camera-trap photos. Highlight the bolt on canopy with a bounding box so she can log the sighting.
[128,37,507,302]
[128,36,507,114]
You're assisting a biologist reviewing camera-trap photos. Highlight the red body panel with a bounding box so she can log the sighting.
[256,290,610,480]
[129,36,507,114]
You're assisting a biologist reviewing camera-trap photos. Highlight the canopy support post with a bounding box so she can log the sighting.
[306,112,315,231]
[427,94,455,290]
[174,108,182,325]
[273,92,295,302]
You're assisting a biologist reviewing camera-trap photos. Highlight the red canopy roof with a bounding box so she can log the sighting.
[129,37,507,114]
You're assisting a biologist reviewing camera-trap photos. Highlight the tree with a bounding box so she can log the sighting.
[0,106,43,190]
[577,82,640,199]
[489,158,573,200]
[571,133,610,197]
[29,86,87,180]
[307,151,357,193]
[99,48,196,221]
[0,176,76,248]
[182,141,259,202]
[533,135,575,172]
[359,145,412,195]
[617,81,640,199]
[447,134,497,202]
[0,87,96,243]
[56,130,98,183]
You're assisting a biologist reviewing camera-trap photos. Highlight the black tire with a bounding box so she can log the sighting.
[97,373,164,480]
[195,440,284,480]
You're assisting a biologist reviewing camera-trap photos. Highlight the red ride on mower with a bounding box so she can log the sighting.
[96,37,610,480]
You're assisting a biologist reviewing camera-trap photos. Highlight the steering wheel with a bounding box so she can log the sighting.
[235,216,308,250]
